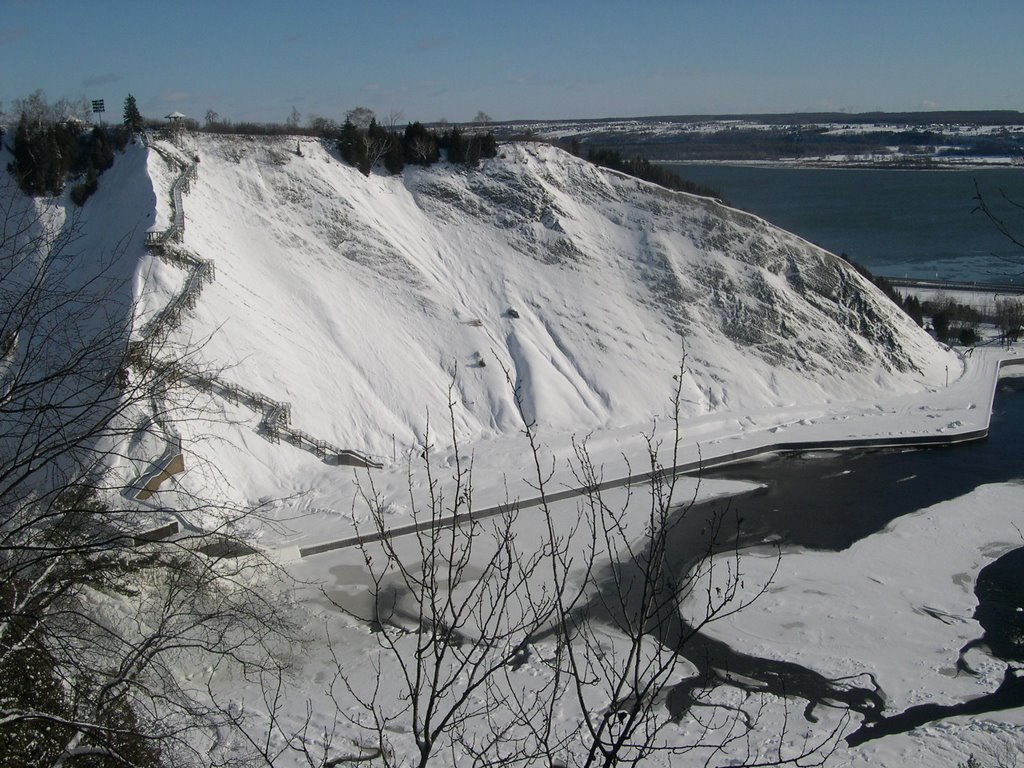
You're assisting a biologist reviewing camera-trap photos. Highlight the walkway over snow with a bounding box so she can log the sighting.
[131,136,381,502]
[289,344,1024,559]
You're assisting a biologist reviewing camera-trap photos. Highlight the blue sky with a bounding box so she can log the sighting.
[3,1,1023,124]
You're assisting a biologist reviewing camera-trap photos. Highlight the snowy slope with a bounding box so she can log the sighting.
[3,134,961,534]
[7,131,1014,768]
[147,135,956,460]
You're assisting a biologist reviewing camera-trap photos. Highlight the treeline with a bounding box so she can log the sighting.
[925,297,982,345]
[7,116,128,202]
[3,92,143,204]
[586,148,729,203]
[337,119,497,176]
[593,126,1024,163]
[200,118,312,136]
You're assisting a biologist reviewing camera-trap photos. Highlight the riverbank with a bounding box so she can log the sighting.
[657,157,1024,170]
[277,344,1020,560]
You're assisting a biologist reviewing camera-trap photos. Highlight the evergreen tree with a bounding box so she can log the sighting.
[8,113,72,196]
[10,114,37,193]
[87,126,114,172]
[337,119,368,173]
[465,133,482,166]
[477,130,498,159]
[122,94,143,137]
[366,117,386,145]
[43,132,64,195]
[383,134,405,175]
[70,166,99,207]
[446,126,465,164]
[8,98,119,199]
[403,122,438,165]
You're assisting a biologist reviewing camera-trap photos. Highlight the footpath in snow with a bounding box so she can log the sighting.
[288,344,1022,559]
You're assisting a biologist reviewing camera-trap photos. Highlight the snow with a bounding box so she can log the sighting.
[9,132,1024,766]
[688,482,1024,767]
[128,134,966,548]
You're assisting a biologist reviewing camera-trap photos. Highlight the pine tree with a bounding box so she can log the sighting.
[87,126,114,172]
[403,122,438,165]
[10,114,37,193]
[122,93,143,137]
[383,134,405,175]
[337,119,368,173]
[478,130,497,159]
[447,126,465,164]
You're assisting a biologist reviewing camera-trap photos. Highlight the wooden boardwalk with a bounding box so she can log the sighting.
[130,135,382,501]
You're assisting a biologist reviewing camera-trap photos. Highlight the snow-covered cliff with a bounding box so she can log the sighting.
[139,136,956,463]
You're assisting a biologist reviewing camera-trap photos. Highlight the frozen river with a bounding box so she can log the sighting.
[643,376,1024,739]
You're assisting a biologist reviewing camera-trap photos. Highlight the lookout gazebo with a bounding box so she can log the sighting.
[165,111,187,143]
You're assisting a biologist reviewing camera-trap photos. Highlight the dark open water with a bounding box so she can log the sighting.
[609,377,1024,744]
[664,164,1024,282]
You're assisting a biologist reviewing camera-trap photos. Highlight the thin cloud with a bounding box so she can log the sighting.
[158,90,192,104]
[82,73,122,88]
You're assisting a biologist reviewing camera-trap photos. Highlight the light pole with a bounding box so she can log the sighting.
[91,99,105,127]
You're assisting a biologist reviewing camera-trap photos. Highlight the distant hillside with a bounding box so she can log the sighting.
[494,110,1024,129]
[494,111,1024,165]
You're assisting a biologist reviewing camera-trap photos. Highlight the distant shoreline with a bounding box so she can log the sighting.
[653,158,1024,171]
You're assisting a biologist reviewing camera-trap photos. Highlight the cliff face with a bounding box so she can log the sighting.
[139,135,956,456]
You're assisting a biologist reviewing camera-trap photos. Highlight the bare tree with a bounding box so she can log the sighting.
[995,297,1024,346]
[316,363,847,766]
[11,89,52,127]
[505,364,847,768]
[9,90,91,127]
[407,137,436,165]
[307,115,340,138]
[346,107,376,132]
[323,389,561,768]
[385,110,405,131]
[973,181,1024,274]
[364,133,393,173]
[0,179,298,766]
[55,95,92,124]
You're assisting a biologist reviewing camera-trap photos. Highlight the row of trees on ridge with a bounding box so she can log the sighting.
[585,148,729,203]
[337,117,497,175]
